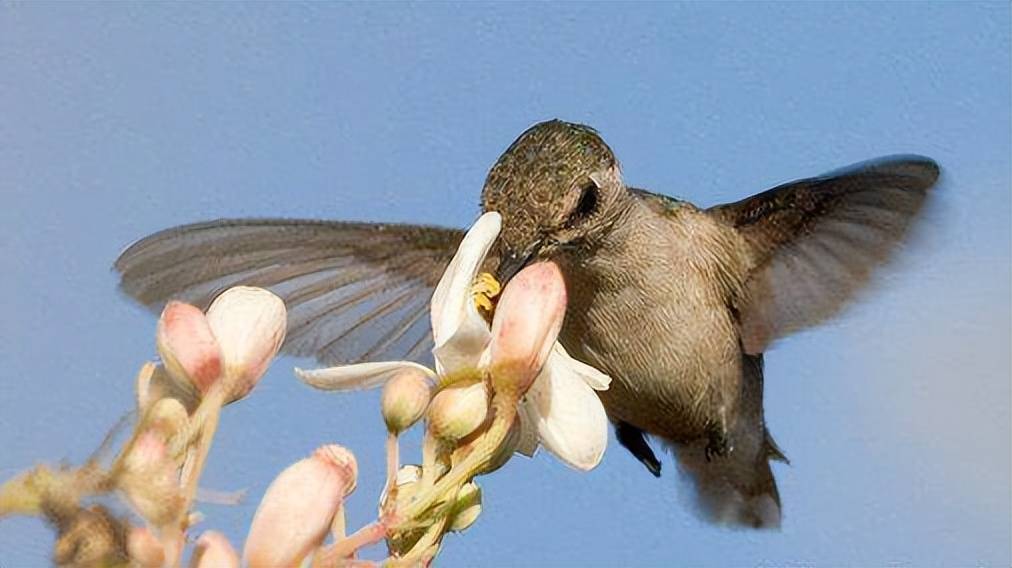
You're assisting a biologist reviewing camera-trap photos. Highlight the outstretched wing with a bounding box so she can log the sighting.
[708,155,940,354]
[115,219,466,365]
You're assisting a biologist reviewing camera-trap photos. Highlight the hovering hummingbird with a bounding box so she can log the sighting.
[116,120,939,528]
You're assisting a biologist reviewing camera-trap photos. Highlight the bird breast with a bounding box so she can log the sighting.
[554,201,748,441]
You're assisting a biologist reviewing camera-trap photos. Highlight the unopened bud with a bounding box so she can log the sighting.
[52,506,124,566]
[448,481,482,532]
[147,397,188,438]
[136,363,199,414]
[156,301,222,395]
[191,531,239,568]
[244,445,357,568]
[121,430,183,525]
[488,262,567,398]
[426,381,489,443]
[124,430,169,473]
[127,526,165,567]
[205,286,287,402]
[381,369,433,434]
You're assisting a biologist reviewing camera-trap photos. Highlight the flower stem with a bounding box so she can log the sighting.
[383,432,399,511]
[399,510,450,565]
[160,386,225,566]
[396,396,515,525]
[330,502,347,541]
[419,433,448,489]
[178,386,226,516]
[315,520,388,565]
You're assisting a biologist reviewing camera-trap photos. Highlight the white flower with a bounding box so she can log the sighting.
[296,212,611,471]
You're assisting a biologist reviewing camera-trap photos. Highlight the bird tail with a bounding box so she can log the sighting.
[673,432,783,529]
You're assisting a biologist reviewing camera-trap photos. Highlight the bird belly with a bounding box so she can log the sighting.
[560,264,743,443]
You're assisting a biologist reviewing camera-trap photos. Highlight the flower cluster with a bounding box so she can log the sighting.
[298,212,611,472]
[0,212,612,566]
[295,212,611,562]
[0,286,288,566]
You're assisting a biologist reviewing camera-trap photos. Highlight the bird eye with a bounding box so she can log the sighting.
[567,180,598,226]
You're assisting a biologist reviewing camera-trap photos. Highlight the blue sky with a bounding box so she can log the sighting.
[1,3,1009,566]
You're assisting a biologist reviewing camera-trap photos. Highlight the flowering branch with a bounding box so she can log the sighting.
[0,212,613,567]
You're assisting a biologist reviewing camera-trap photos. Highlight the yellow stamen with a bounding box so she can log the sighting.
[471,272,501,315]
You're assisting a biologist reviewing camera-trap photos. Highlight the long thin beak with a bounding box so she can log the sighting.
[495,244,540,284]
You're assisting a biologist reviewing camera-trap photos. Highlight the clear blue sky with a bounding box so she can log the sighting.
[1,3,1009,566]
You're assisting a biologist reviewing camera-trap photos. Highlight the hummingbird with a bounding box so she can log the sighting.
[115,119,939,528]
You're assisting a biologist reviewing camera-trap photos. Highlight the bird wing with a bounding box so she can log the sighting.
[707,155,940,354]
[115,219,467,366]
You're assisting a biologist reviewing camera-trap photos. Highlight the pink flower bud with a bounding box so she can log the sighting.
[127,526,165,567]
[205,286,287,402]
[381,369,434,434]
[488,262,567,397]
[156,301,222,395]
[125,430,169,472]
[244,445,357,568]
[191,531,239,568]
[426,381,489,442]
[148,397,189,438]
[121,430,183,525]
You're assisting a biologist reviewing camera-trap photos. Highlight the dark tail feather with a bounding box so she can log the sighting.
[672,437,782,529]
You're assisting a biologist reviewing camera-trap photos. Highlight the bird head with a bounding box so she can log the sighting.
[480,120,626,282]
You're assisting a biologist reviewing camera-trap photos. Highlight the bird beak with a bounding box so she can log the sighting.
[495,243,541,284]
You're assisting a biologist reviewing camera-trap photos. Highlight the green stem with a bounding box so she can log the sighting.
[398,509,451,565]
[395,396,515,525]
[419,433,449,490]
[434,367,481,390]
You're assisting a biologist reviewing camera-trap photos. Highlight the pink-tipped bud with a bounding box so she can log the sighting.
[205,286,287,402]
[489,261,567,397]
[147,397,188,438]
[121,429,183,525]
[127,526,165,567]
[381,369,434,434]
[124,429,172,478]
[426,381,489,442]
[156,301,222,395]
[243,445,357,568]
[191,531,239,568]
[448,481,482,532]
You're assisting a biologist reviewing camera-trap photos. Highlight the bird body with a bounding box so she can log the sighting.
[537,186,782,526]
[115,119,939,529]
[557,193,748,441]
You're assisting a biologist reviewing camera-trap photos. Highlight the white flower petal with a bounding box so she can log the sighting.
[431,319,491,377]
[514,398,542,458]
[430,212,500,345]
[525,355,609,471]
[549,344,611,391]
[429,213,500,374]
[295,361,435,392]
